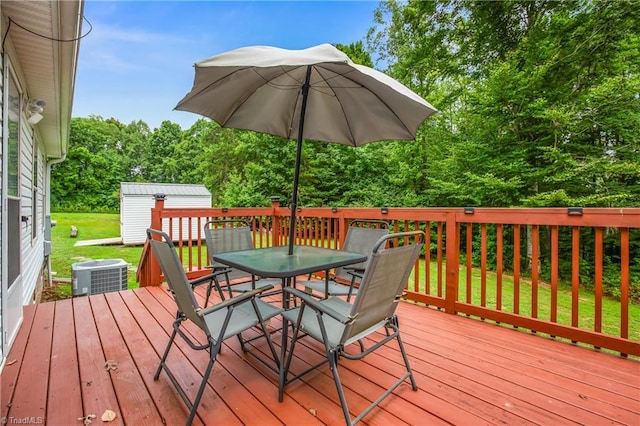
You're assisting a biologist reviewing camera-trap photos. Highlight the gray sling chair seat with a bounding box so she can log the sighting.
[200,219,281,307]
[146,228,281,426]
[297,220,389,301]
[279,230,423,426]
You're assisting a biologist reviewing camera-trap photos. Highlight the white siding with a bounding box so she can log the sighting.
[19,122,44,304]
[122,194,212,245]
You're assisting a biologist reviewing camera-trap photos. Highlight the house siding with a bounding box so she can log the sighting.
[19,119,45,305]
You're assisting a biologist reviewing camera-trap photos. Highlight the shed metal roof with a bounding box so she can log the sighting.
[120,182,211,197]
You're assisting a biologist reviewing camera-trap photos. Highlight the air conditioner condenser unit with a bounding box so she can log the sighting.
[71,259,128,296]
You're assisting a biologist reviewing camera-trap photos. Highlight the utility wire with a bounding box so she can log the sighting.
[2,14,93,53]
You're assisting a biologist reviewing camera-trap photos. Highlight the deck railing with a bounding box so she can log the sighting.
[138,196,639,356]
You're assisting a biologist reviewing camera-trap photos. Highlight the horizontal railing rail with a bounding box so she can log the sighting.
[138,196,639,356]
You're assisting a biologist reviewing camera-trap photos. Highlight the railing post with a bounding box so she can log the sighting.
[338,217,349,249]
[445,210,460,314]
[148,193,166,286]
[271,196,281,247]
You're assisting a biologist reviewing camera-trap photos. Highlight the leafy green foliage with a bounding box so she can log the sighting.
[55,20,637,300]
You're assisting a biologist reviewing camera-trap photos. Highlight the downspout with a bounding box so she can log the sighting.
[43,153,66,287]
[45,153,66,217]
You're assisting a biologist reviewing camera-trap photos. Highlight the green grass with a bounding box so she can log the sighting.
[50,212,143,298]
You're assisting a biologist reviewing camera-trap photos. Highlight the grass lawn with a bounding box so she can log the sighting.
[48,212,143,299]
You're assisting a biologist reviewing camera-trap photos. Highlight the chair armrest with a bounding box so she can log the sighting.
[344,268,363,279]
[197,285,274,316]
[189,272,224,288]
[204,265,232,274]
[284,287,353,323]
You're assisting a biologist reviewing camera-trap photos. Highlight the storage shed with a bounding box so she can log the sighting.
[120,182,212,245]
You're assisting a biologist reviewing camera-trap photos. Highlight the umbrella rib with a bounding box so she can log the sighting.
[175,67,250,110]
[313,66,358,146]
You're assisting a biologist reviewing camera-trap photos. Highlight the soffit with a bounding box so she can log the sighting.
[2,1,83,159]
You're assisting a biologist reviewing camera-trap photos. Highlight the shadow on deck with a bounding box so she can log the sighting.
[2,286,638,425]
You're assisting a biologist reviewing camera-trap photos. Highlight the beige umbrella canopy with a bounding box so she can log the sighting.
[176,43,437,254]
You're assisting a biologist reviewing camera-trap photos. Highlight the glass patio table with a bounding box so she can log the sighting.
[212,245,367,283]
[212,244,367,399]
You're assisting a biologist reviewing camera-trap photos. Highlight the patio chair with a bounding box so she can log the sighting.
[146,228,281,426]
[297,220,389,301]
[279,230,423,426]
[199,219,281,306]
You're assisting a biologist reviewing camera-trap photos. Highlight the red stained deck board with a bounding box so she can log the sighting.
[1,303,37,420]
[399,314,639,423]
[72,296,124,426]
[400,303,640,421]
[404,302,639,386]
[89,294,163,424]
[401,302,640,397]
[1,287,638,426]
[46,299,83,424]
[7,302,54,421]
[293,329,531,426]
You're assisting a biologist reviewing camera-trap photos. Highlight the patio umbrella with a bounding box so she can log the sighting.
[175,43,437,255]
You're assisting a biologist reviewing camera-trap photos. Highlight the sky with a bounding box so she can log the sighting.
[72,0,382,130]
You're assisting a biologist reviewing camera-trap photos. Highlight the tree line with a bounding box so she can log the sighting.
[52,0,638,299]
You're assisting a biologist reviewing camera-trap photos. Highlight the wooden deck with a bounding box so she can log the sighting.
[2,286,639,425]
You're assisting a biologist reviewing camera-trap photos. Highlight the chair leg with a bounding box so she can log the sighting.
[186,341,218,426]
[394,317,418,391]
[328,348,354,426]
[236,333,247,352]
[155,326,178,380]
[204,282,213,307]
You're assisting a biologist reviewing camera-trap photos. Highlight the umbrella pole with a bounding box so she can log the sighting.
[288,65,313,255]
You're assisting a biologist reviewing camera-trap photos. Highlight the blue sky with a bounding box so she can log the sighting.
[73,1,381,130]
